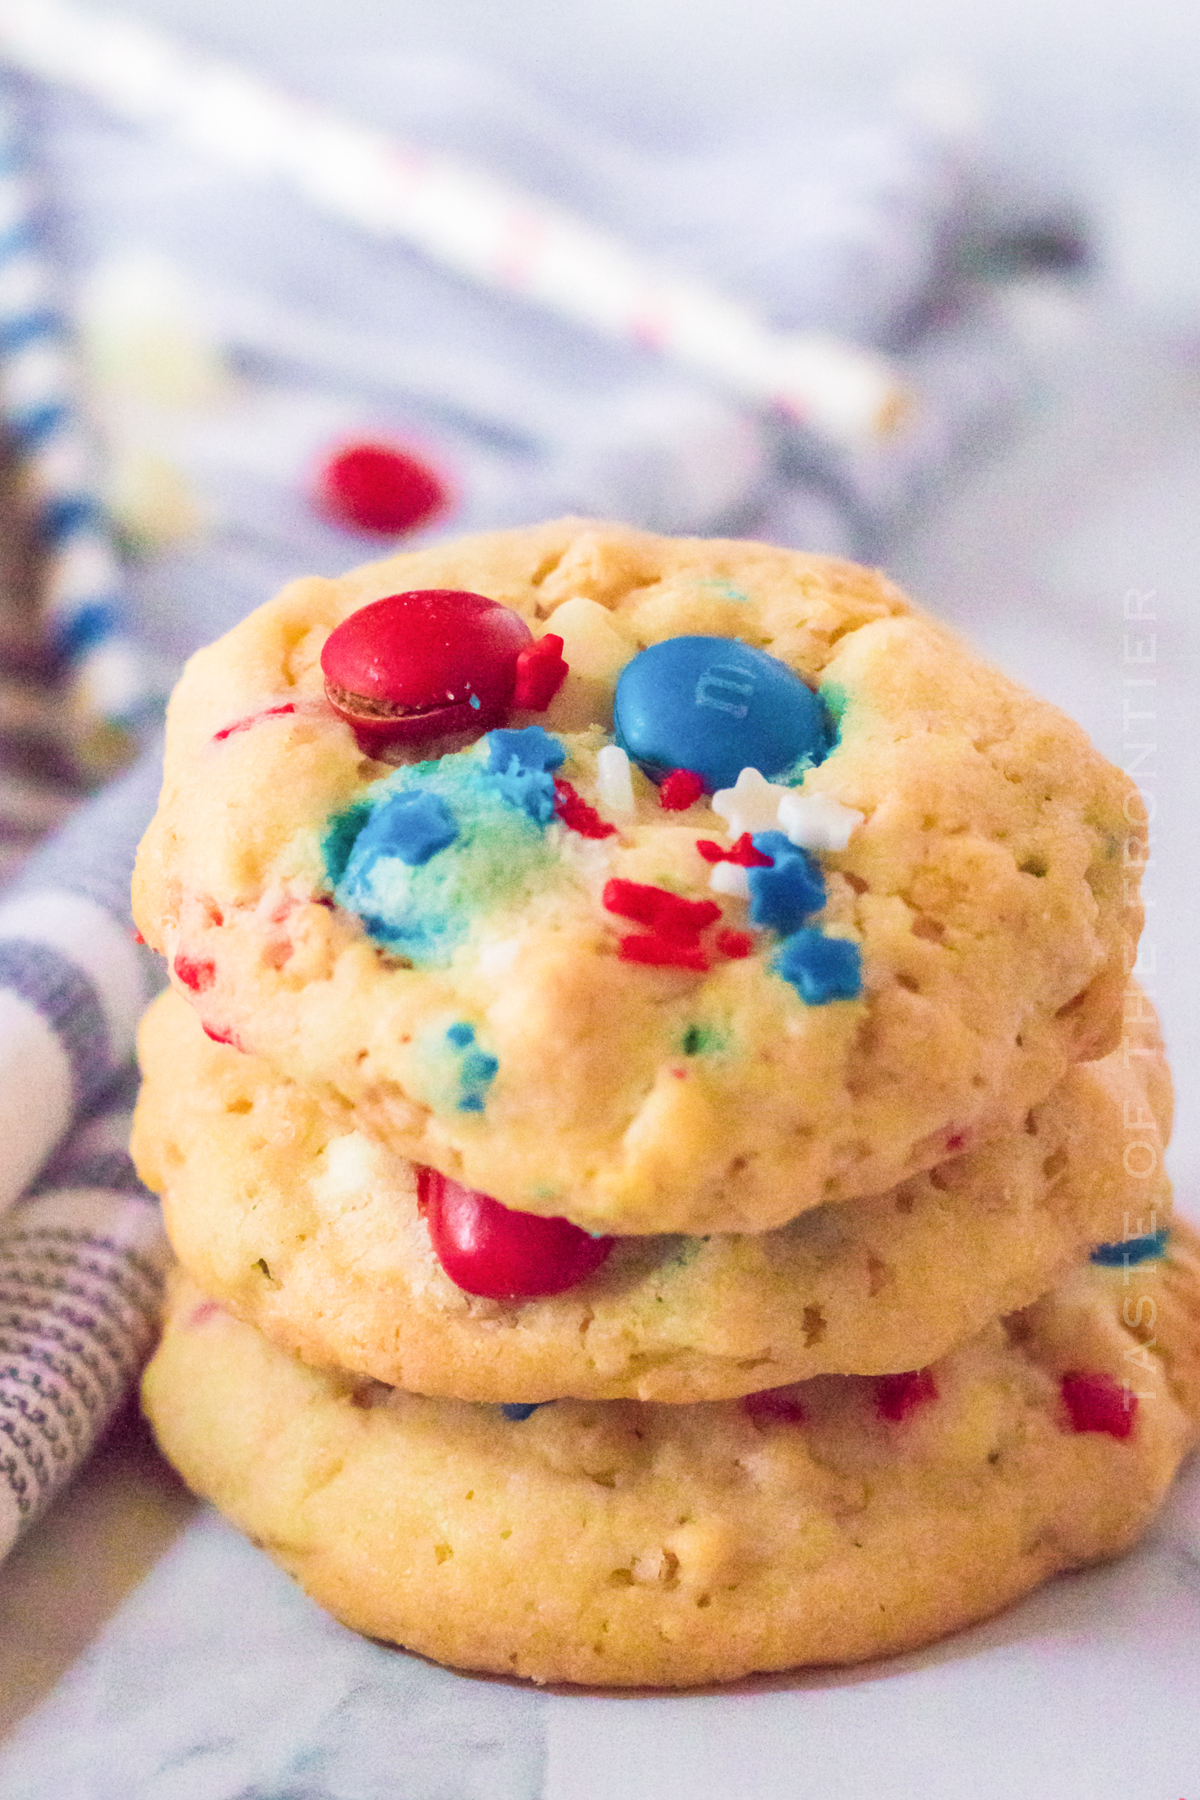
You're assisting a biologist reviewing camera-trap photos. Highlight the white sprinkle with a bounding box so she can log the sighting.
[708,861,751,900]
[776,791,864,851]
[596,744,635,817]
[711,766,790,838]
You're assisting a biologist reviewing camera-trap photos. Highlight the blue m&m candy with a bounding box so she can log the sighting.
[613,636,826,792]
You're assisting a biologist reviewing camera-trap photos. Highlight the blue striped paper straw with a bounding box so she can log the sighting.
[0,74,159,776]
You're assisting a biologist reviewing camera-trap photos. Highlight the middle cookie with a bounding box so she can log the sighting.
[133,986,1172,1405]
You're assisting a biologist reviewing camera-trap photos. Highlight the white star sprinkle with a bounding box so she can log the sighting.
[711,767,790,838]
[776,791,864,852]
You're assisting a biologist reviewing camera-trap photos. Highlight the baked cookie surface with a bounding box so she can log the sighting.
[143,1229,1200,1688]
[135,986,1173,1402]
[133,520,1142,1234]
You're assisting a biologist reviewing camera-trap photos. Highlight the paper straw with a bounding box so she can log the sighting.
[0,0,906,447]
[0,72,159,777]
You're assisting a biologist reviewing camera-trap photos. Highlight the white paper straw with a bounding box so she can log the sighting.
[0,0,906,447]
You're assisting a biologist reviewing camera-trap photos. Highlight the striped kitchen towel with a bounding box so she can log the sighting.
[0,1062,166,1561]
[0,735,162,1217]
[0,733,165,1557]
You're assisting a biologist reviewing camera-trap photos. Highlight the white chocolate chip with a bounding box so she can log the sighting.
[540,598,638,731]
[545,596,635,683]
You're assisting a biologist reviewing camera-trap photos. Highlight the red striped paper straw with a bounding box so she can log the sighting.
[0,0,907,447]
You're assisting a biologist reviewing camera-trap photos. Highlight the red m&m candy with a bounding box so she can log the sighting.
[742,1387,807,1426]
[315,440,448,535]
[874,1367,937,1422]
[321,589,534,749]
[417,1166,614,1299]
[1060,1370,1136,1439]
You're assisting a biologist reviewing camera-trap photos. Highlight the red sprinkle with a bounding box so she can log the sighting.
[715,928,755,959]
[417,1167,614,1299]
[553,778,617,839]
[695,832,773,867]
[875,1368,938,1422]
[173,954,215,993]
[131,929,146,946]
[619,934,710,971]
[213,703,297,742]
[513,633,569,710]
[202,1023,242,1049]
[1060,1370,1136,1439]
[603,878,721,944]
[743,1388,807,1426]
[945,1131,966,1154]
[187,1299,223,1329]
[314,440,448,535]
[659,768,705,811]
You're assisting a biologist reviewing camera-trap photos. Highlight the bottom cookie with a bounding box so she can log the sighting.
[143,1228,1200,1689]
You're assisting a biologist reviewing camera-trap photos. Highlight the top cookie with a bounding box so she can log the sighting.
[133,520,1143,1235]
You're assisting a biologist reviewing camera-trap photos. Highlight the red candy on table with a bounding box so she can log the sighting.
[417,1167,615,1300]
[314,440,448,535]
[321,589,534,748]
[1060,1370,1137,1439]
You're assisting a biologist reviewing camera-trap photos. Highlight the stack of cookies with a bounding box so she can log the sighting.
[131,520,1200,1687]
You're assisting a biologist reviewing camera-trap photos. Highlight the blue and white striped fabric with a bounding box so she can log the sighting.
[0,737,164,1557]
[0,890,143,1206]
[0,737,162,1215]
[0,1065,166,1561]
